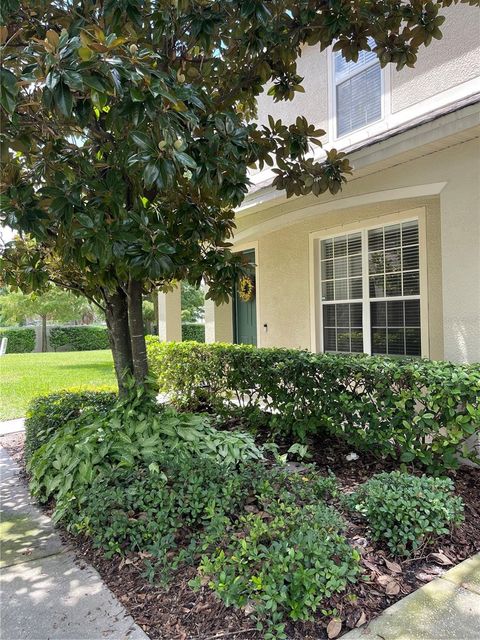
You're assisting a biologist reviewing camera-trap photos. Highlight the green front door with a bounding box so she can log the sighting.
[234,250,257,346]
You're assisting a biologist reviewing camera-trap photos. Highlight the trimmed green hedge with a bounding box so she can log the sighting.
[49,326,110,351]
[25,388,117,463]
[182,323,205,342]
[0,327,36,353]
[146,338,480,472]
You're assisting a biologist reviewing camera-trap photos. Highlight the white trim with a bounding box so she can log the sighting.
[234,182,447,244]
[233,240,262,347]
[309,207,429,358]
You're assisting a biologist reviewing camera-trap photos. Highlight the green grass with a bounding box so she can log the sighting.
[0,350,117,421]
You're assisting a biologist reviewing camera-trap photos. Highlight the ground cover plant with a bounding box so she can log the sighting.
[147,340,480,473]
[24,387,473,640]
[0,350,116,420]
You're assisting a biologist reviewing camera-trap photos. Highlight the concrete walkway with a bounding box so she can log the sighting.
[343,553,480,640]
[0,446,149,640]
[0,418,25,436]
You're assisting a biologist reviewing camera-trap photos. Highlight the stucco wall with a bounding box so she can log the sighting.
[255,46,329,139]
[391,4,480,113]
[241,138,479,363]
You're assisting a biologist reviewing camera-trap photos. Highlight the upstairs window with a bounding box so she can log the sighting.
[334,39,382,137]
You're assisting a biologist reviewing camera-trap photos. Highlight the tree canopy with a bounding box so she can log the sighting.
[0,0,475,389]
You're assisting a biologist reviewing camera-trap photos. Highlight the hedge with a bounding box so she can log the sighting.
[0,327,36,353]
[49,326,110,351]
[181,322,205,342]
[25,388,117,463]
[146,338,480,472]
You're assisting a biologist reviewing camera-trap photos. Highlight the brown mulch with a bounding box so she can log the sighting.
[2,431,479,640]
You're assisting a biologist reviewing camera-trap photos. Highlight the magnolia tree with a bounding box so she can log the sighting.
[0,0,474,393]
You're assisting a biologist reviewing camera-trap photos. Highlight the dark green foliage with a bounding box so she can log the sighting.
[196,470,360,639]
[28,385,262,520]
[181,324,205,342]
[69,456,263,572]
[49,326,110,351]
[0,327,35,353]
[146,339,480,472]
[24,389,117,463]
[346,471,464,556]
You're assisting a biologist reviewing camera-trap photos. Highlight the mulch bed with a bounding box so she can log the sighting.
[2,430,479,640]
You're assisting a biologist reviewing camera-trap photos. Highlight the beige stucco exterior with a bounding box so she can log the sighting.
[232,108,480,363]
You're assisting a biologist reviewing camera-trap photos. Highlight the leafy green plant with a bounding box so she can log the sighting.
[146,338,480,472]
[49,326,110,351]
[25,388,117,463]
[346,471,464,556]
[0,327,35,353]
[196,500,360,639]
[69,455,263,577]
[181,324,205,342]
[28,385,263,520]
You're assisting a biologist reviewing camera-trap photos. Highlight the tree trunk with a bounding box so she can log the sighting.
[105,288,134,396]
[127,279,149,383]
[41,315,47,352]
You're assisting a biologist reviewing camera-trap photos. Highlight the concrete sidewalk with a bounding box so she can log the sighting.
[0,418,25,436]
[343,553,480,640]
[0,446,149,640]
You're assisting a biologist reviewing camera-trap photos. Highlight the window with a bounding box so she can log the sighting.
[334,39,382,137]
[320,220,422,356]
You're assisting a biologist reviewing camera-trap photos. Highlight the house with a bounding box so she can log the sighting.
[158,3,480,364]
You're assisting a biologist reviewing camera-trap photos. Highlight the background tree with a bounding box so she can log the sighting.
[181,282,205,322]
[0,286,97,350]
[1,0,474,393]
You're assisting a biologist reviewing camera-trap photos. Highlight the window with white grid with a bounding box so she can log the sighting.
[334,38,382,137]
[320,220,421,356]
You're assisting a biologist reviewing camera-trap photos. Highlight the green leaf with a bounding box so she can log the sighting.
[130,131,153,151]
[143,162,159,188]
[174,151,197,169]
[54,82,73,116]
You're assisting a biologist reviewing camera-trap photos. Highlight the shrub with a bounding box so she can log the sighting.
[0,327,35,353]
[346,471,464,556]
[69,455,264,575]
[181,323,205,342]
[28,386,263,520]
[49,325,109,351]
[25,388,117,463]
[146,338,480,472]
[197,498,360,638]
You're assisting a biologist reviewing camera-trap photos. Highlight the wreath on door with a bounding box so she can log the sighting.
[238,275,255,302]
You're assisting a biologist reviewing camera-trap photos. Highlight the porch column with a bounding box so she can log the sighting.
[204,298,233,344]
[157,286,182,342]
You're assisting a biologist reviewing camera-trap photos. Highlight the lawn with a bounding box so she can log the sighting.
[0,350,116,421]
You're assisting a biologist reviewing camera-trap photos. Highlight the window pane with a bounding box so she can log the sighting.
[337,303,350,326]
[349,277,362,299]
[348,233,362,254]
[387,300,404,327]
[402,221,419,246]
[372,328,387,354]
[368,228,383,252]
[334,235,347,257]
[351,331,364,352]
[403,271,420,296]
[371,301,386,327]
[337,330,350,352]
[388,329,405,355]
[369,250,384,274]
[334,257,348,278]
[336,63,381,136]
[405,300,420,327]
[323,305,336,327]
[321,259,334,280]
[322,281,334,301]
[405,328,421,356]
[334,38,377,80]
[324,328,336,351]
[350,303,363,328]
[402,245,419,271]
[386,273,402,297]
[335,278,348,300]
[369,275,385,298]
[385,248,401,273]
[384,224,401,249]
[349,254,362,277]
[322,238,334,259]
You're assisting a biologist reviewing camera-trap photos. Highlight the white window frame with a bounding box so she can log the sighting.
[309,209,429,358]
[327,44,390,144]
